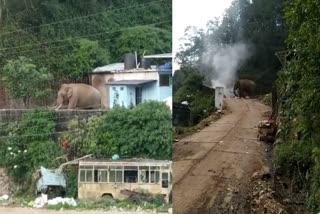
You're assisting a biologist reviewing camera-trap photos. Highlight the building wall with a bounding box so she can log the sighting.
[91,74,114,109]
[127,86,136,107]
[109,85,134,108]
[158,71,173,101]
[142,82,158,102]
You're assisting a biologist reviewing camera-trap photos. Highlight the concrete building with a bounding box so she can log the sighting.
[90,53,172,109]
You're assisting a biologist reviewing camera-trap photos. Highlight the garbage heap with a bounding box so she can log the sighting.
[258,119,277,143]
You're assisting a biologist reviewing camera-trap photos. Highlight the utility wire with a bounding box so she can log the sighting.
[0,20,171,51]
[0,0,167,37]
[5,27,171,55]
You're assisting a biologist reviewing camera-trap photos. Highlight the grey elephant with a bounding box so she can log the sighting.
[233,79,256,98]
[51,83,102,110]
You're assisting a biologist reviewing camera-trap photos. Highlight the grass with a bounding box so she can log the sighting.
[1,193,171,212]
[173,111,221,140]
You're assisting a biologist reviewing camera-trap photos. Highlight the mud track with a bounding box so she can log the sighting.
[173,98,271,214]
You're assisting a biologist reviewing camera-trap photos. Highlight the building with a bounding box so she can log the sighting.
[90,53,172,109]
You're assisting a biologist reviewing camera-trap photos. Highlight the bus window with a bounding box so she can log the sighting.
[94,166,108,183]
[139,166,149,183]
[124,166,138,183]
[109,166,123,183]
[150,166,160,183]
[162,172,169,188]
[79,166,93,183]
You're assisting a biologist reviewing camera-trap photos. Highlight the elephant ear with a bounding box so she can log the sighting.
[65,87,73,99]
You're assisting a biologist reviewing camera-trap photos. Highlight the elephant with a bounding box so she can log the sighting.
[50,83,102,110]
[233,79,256,98]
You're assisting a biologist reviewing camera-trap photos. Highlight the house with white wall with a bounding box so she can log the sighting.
[90,53,172,110]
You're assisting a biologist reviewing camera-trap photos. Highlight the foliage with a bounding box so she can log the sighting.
[47,197,170,211]
[62,39,109,80]
[274,0,320,211]
[113,26,172,62]
[0,0,172,85]
[1,109,62,186]
[61,101,172,160]
[1,57,53,106]
[174,65,215,124]
[176,0,287,93]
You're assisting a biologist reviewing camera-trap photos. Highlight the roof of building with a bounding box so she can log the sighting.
[93,63,124,72]
[106,80,157,85]
[79,158,172,166]
[143,53,172,59]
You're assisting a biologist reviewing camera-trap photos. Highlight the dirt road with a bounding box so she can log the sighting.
[0,207,155,214]
[173,98,271,214]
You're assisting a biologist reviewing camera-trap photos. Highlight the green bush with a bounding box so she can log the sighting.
[273,0,320,210]
[62,101,172,160]
[174,66,215,124]
[2,109,62,186]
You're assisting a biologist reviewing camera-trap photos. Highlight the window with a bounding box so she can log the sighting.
[109,166,123,183]
[150,166,160,183]
[79,166,94,183]
[162,172,169,188]
[124,166,138,183]
[135,87,142,105]
[139,166,150,183]
[159,74,170,86]
[94,166,108,183]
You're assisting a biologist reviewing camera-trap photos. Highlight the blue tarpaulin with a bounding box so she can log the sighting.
[36,166,66,192]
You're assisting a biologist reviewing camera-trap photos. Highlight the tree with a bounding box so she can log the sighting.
[61,101,172,160]
[113,26,172,61]
[1,57,53,107]
[62,39,109,80]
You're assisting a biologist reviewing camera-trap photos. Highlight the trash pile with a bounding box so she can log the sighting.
[33,194,77,208]
[0,194,9,201]
[258,119,277,143]
[249,167,288,214]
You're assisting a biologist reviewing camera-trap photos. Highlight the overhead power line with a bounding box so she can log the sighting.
[0,0,167,37]
[0,20,171,52]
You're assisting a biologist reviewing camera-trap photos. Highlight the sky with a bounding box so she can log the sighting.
[173,0,234,71]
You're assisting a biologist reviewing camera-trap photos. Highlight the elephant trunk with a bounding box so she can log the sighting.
[233,87,238,97]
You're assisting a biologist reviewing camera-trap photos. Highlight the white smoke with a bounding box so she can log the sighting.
[201,42,251,96]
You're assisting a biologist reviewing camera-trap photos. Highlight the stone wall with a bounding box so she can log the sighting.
[0,109,105,132]
[0,168,13,195]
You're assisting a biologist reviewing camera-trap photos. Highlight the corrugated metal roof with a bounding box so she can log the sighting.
[143,53,172,59]
[106,80,157,85]
[93,63,124,72]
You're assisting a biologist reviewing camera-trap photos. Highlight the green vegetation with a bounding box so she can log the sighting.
[176,0,287,94]
[1,57,53,106]
[273,0,320,211]
[0,101,171,196]
[174,65,215,125]
[0,109,62,190]
[61,101,172,160]
[0,0,172,104]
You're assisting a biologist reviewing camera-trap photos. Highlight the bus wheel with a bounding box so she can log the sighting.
[102,194,114,201]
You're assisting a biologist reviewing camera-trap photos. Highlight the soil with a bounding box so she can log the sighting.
[173,98,297,214]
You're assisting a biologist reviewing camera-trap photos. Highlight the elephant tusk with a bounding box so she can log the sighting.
[55,104,62,110]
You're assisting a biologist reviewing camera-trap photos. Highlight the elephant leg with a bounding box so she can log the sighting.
[67,99,77,109]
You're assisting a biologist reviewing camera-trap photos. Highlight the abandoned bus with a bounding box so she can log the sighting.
[78,159,172,202]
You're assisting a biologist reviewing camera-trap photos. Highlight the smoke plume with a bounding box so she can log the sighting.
[201,42,251,96]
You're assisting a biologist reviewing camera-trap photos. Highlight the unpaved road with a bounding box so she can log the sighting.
[0,207,155,214]
[173,98,271,214]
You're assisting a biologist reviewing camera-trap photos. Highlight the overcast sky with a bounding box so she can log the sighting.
[173,0,234,70]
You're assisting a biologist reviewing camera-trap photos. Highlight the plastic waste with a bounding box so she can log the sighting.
[112,154,120,160]
[47,197,77,207]
[0,194,9,200]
